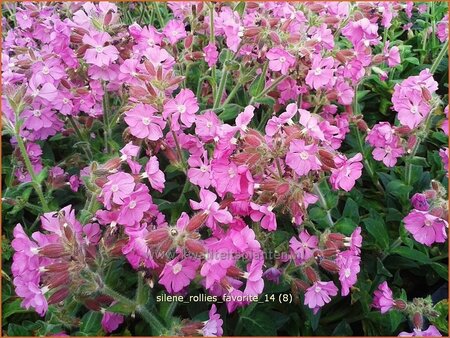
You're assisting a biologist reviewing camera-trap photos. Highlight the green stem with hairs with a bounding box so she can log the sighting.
[101,285,166,335]
[312,182,333,227]
[67,116,93,160]
[249,74,287,105]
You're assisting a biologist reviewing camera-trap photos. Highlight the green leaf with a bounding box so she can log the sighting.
[391,246,431,264]
[218,104,242,121]
[386,179,412,200]
[80,311,102,335]
[335,217,358,236]
[107,302,135,315]
[253,96,275,106]
[233,1,246,16]
[332,320,353,335]
[2,299,32,320]
[7,324,31,336]
[431,263,449,281]
[430,299,448,335]
[249,74,265,98]
[342,198,360,223]
[240,311,277,335]
[363,216,389,249]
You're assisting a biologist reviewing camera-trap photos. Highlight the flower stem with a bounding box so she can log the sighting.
[430,39,448,74]
[312,182,334,226]
[67,116,93,160]
[249,74,287,105]
[102,82,111,153]
[213,50,229,109]
[102,285,166,335]
[15,133,50,212]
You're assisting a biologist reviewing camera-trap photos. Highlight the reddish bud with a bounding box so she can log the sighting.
[292,279,309,292]
[304,266,318,283]
[48,288,70,305]
[180,322,204,336]
[318,149,337,169]
[185,239,206,255]
[394,299,407,311]
[268,32,281,45]
[421,87,432,101]
[244,27,261,37]
[146,228,170,245]
[319,259,340,273]
[84,298,102,311]
[104,10,113,26]
[227,266,244,279]
[186,212,208,232]
[184,34,194,49]
[323,16,340,25]
[322,248,339,257]
[412,312,423,330]
[328,233,346,242]
[356,119,370,132]
[372,54,385,65]
[335,51,349,64]
[407,135,417,153]
[39,244,69,258]
[47,272,70,289]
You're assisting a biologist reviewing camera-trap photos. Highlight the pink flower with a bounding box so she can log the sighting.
[187,153,212,188]
[439,148,448,172]
[202,304,223,336]
[304,281,338,310]
[298,109,325,141]
[266,48,296,75]
[289,230,318,263]
[243,259,264,296]
[159,258,200,293]
[210,159,241,197]
[286,139,321,176]
[383,42,401,67]
[101,172,136,210]
[372,281,395,314]
[342,18,380,46]
[190,189,232,229]
[163,19,187,44]
[143,156,165,193]
[403,210,447,246]
[82,32,119,67]
[250,203,277,231]
[203,43,219,67]
[399,325,442,337]
[120,142,140,161]
[265,103,297,136]
[335,80,354,105]
[236,105,255,133]
[229,226,261,254]
[366,122,396,148]
[101,311,124,333]
[372,139,405,167]
[305,55,334,90]
[163,89,199,130]
[436,14,448,43]
[336,251,361,296]
[117,185,153,226]
[411,193,430,211]
[395,89,431,129]
[330,153,363,192]
[124,103,165,140]
[195,111,221,142]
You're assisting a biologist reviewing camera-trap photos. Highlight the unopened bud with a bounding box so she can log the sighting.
[412,312,423,330]
[394,299,407,311]
[47,288,69,305]
[185,239,206,255]
[38,244,69,258]
[184,34,193,49]
[146,228,169,245]
[304,266,318,283]
[372,54,385,65]
[319,259,340,273]
[186,212,208,232]
[244,27,261,37]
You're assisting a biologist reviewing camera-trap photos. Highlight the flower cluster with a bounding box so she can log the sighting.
[3,1,448,336]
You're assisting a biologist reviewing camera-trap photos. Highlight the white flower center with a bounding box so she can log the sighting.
[172,262,183,274]
[279,56,286,63]
[177,104,186,113]
[42,66,50,75]
[200,165,208,173]
[96,46,104,53]
[314,68,322,76]
[111,184,119,192]
[314,286,322,293]
[411,105,419,114]
[385,146,392,154]
[228,168,236,178]
[129,200,137,209]
[299,151,309,160]
[344,268,351,278]
[33,110,42,117]
[63,98,69,104]
[142,117,151,125]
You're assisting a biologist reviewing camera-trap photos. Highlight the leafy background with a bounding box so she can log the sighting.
[2,2,449,336]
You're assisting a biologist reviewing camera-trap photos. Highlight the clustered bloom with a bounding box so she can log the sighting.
[403,182,448,246]
[5,2,448,337]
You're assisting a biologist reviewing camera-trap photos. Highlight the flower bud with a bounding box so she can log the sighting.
[318,149,336,169]
[227,266,245,279]
[394,299,407,311]
[186,212,208,232]
[304,266,318,283]
[45,262,70,273]
[180,321,204,336]
[372,54,385,65]
[104,10,113,26]
[244,27,261,37]
[319,259,340,273]
[412,312,423,330]
[47,272,70,289]
[146,228,170,245]
[323,16,340,25]
[184,34,194,49]
[328,233,345,242]
[48,288,70,305]
[84,298,102,311]
[269,32,281,45]
[38,244,70,258]
[185,239,206,255]
[421,87,432,101]
[322,248,339,257]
